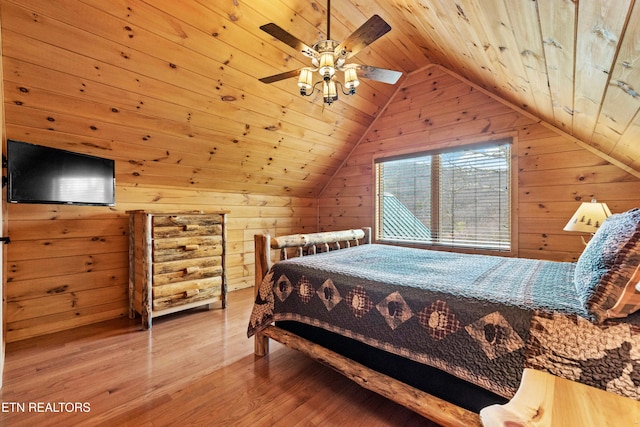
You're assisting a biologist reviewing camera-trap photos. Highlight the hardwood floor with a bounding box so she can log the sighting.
[1,288,440,426]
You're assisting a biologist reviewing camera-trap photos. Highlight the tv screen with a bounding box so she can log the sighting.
[7,139,115,206]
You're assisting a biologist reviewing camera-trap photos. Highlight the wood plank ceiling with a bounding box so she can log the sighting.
[2,0,640,198]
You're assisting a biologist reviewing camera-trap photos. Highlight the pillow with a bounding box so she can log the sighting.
[573,208,640,322]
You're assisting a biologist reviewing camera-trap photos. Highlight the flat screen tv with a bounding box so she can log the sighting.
[7,139,115,206]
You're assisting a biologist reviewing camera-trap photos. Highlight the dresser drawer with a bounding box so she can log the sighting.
[152,215,223,239]
[152,276,223,310]
[153,235,223,262]
[153,286,222,311]
[153,264,223,286]
[153,254,222,276]
[152,276,223,298]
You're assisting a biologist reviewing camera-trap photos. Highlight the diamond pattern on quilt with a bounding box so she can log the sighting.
[297,276,315,303]
[273,274,293,302]
[316,279,342,311]
[258,271,275,302]
[465,311,524,360]
[416,300,461,340]
[347,285,374,318]
[377,291,413,330]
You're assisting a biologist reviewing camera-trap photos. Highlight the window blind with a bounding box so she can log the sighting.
[376,141,511,251]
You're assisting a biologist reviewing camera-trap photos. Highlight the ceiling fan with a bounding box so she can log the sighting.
[258,0,402,105]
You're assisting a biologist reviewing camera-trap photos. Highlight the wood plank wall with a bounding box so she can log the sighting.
[12,63,638,342]
[1,14,6,385]
[5,187,316,342]
[318,65,640,262]
[0,0,323,342]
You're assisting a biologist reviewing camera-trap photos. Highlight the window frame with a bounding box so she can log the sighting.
[373,138,518,256]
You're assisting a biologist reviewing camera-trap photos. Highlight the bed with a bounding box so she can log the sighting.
[248,209,640,426]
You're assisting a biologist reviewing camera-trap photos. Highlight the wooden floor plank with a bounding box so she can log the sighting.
[1,287,441,426]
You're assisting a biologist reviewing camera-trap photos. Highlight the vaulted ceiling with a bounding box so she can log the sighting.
[2,0,639,198]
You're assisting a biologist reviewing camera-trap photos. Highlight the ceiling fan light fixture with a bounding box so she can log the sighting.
[344,67,359,93]
[258,4,402,105]
[318,52,336,78]
[323,80,338,104]
[298,68,314,95]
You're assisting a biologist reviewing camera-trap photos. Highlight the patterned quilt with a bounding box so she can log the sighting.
[248,244,640,399]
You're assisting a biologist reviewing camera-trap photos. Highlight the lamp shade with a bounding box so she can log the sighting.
[323,80,338,104]
[344,67,360,89]
[563,199,612,233]
[318,52,336,77]
[297,68,313,92]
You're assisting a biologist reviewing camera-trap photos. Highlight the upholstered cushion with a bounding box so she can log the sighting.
[574,208,640,322]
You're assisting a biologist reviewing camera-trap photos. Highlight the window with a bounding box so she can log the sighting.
[375,141,512,251]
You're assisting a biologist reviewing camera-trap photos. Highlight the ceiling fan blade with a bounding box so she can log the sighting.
[260,23,318,59]
[334,15,391,60]
[355,65,402,85]
[259,68,303,84]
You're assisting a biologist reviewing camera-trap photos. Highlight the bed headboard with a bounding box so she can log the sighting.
[254,228,371,292]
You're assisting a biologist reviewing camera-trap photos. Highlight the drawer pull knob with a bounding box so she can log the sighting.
[184,224,199,231]
[184,244,199,251]
[183,289,199,298]
[184,266,200,274]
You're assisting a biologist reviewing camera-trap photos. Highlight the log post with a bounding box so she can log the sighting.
[128,213,136,319]
[254,234,271,296]
[255,331,269,357]
[254,234,271,356]
[362,227,372,244]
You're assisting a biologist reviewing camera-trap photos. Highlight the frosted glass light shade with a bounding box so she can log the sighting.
[318,52,335,77]
[344,67,360,88]
[297,68,313,92]
[323,80,338,104]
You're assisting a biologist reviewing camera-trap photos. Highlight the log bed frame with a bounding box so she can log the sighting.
[253,228,640,427]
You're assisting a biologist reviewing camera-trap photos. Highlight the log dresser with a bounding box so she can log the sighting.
[127,210,228,329]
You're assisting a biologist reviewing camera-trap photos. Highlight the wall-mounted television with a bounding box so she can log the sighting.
[7,139,116,206]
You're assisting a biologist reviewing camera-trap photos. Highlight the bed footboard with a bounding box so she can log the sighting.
[254,228,371,288]
[253,228,371,356]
